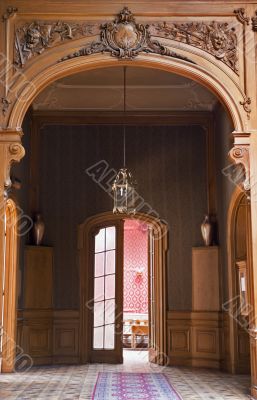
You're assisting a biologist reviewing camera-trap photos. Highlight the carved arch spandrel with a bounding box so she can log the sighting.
[13,8,240,74]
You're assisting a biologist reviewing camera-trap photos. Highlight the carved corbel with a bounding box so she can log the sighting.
[229,134,250,193]
[4,142,25,191]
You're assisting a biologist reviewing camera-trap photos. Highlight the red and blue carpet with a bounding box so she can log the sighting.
[92,372,182,399]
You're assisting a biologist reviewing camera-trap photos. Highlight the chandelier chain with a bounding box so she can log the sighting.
[123,66,127,168]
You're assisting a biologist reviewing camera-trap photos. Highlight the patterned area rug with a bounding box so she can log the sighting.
[92,372,182,399]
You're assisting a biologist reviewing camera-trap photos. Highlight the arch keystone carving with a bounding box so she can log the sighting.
[59,7,194,64]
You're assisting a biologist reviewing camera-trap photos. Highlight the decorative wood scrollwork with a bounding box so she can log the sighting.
[59,7,194,64]
[1,98,11,116]
[2,6,18,22]
[252,11,257,32]
[240,96,251,120]
[234,8,250,25]
[4,142,25,190]
[149,20,238,73]
[14,21,100,67]
[14,8,241,73]
[9,143,24,158]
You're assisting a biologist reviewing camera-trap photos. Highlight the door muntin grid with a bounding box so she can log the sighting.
[93,226,116,350]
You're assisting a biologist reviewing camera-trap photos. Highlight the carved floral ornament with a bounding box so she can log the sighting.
[14,7,240,73]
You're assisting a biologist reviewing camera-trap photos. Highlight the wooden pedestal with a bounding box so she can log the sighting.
[24,246,53,309]
[192,246,220,312]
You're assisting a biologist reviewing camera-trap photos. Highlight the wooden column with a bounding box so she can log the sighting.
[0,132,25,372]
[248,134,257,399]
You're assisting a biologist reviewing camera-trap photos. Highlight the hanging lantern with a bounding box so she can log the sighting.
[112,66,137,215]
[112,168,136,215]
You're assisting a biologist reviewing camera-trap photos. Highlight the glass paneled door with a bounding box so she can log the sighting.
[88,221,123,363]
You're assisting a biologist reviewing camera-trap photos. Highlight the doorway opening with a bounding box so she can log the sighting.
[123,219,149,364]
[79,212,167,366]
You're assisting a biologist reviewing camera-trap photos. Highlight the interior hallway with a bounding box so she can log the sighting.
[0,351,251,399]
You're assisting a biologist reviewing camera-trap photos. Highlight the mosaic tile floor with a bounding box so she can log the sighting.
[0,351,252,399]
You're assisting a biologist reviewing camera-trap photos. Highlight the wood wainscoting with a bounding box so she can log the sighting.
[17,309,245,371]
[17,310,79,365]
[167,311,222,369]
[53,310,79,365]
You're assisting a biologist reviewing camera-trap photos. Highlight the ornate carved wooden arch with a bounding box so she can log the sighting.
[5,6,252,131]
[13,7,240,74]
[7,54,246,132]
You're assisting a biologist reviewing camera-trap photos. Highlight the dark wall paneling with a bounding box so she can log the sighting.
[214,104,234,304]
[37,124,207,310]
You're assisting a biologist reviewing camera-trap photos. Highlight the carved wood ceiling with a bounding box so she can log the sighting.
[32,66,218,112]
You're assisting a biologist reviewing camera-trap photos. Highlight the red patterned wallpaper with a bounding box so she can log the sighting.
[123,219,148,314]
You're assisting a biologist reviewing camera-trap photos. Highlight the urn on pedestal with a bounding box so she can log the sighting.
[32,213,45,246]
[201,215,213,246]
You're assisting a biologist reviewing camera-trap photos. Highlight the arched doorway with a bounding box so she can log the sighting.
[78,212,168,365]
[1,7,256,396]
[226,189,252,375]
